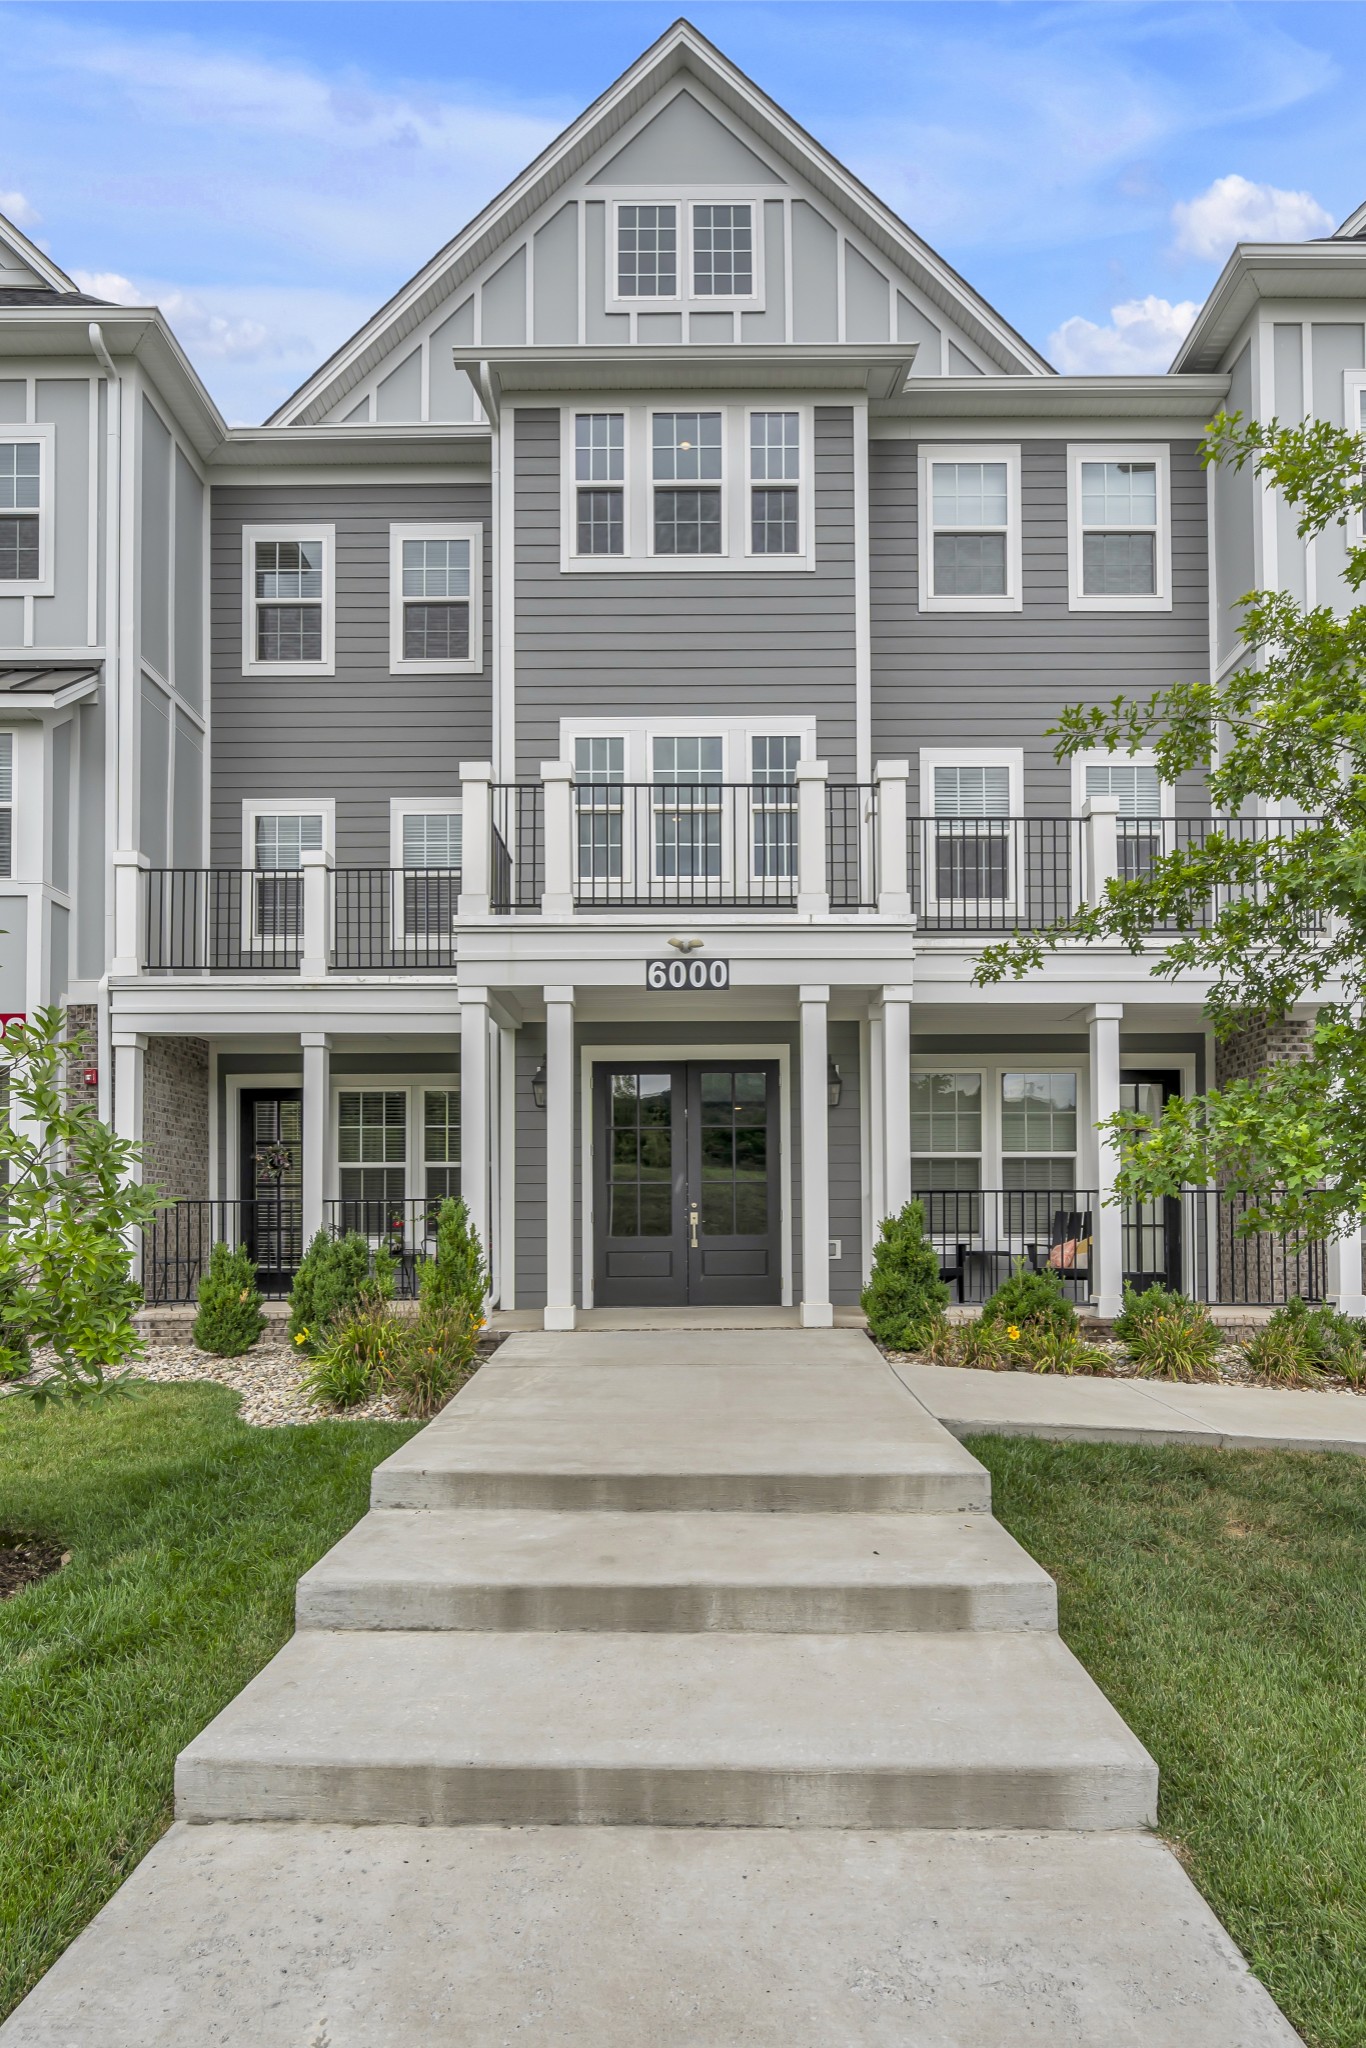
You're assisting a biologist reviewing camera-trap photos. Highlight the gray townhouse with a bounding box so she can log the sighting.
[1,19,1364,1327]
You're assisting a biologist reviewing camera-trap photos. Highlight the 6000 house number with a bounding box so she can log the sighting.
[646,958,730,990]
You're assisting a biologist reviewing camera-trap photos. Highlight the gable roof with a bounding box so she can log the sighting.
[1333,199,1366,240]
[270,18,1050,425]
[0,208,77,294]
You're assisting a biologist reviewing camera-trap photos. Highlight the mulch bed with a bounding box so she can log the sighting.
[0,1533,69,1600]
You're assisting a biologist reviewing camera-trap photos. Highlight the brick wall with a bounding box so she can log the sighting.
[142,1038,210,1201]
[1213,1017,1324,1300]
[1214,1016,1314,1088]
[63,1003,99,1118]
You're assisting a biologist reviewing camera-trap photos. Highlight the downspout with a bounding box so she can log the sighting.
[89,322,119,1126]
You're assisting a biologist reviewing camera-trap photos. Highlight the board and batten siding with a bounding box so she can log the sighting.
[209,482,492,866]
[511,406,858,776]
[868,438,1210,813]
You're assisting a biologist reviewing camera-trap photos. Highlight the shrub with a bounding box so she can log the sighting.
[0,1270,32,1383]
[980,1260,1077,1337]
[299,1295,406,1410]
[1018,1323,1109,1375]
[1113,1282,1193,1344]
[861,1201,952,1351]
[1239,1297,1361,1386]
[1125,1298,1221,1381]
[387,1299,482,1417]
[1242,1315,1317,1386]
[192,1242,266,1357]
[288,1231,394,1352]
[419,1197,487,1319]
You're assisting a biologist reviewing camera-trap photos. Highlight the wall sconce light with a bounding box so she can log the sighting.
[531,1061,547,1110]
[827,1059,842,1109]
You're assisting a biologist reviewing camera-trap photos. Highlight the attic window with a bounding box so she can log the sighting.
[693,204,753,296]
[617,204,677,298]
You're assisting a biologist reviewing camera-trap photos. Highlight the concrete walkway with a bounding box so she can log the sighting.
[2,1329,1299,2045]
[892,1357,1366,1454]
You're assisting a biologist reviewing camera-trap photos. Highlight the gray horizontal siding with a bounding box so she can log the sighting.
[210,483,493,865]
[869,439,1211,813]
[512,406,858,776]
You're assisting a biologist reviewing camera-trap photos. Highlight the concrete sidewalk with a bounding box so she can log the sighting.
[890,1357,1366,1454]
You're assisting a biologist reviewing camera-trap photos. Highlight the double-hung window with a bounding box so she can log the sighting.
[397,810,461,942]
[0,735,11,878]
[575,736,625,884]
[574,415,625,557]
[911,1071,983,1240]
[653,734,723,880]
[1081,758,1165,881]
[0,441,41,585]
[1068,446,1170,609]
[249,809,325,947]
[422,1088,461,1209]
[390,524,480,673]
[617,203,677,297]
[692,203,753,296]
[244,526,334,674]
[652,412,723,555]
[920,447,1021,610]
[928,759,1013,908]
[748,412,800,555]
[337,1090,407,1233]
[1001,1072,1079,1237]
[750,733,799,882]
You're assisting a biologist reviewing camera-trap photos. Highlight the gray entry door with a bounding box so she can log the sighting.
[593,1062,781,1308]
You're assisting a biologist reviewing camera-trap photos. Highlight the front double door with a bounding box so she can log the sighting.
[594,1062,781,1307]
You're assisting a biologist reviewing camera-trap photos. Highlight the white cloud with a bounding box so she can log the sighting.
[1049,296,1201,374]
[0,189,39,228]
[72,267,272,360]
[1171,174,1333,260]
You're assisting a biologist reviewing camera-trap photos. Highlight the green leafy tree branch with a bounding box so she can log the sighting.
[975,409,1366,1240]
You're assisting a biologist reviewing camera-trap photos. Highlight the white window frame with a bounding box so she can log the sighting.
[918,443,1022,613]
[744,407,805,561]
[568,411,630,564]
[241,523,336,677]
[333,1084,411,1239]
[561,715,814,898]
[649,405,728,561]
[388,798,462,953]
[558,402,815,574]
[240,798,335,950]
[0,422,54,596]
[388,522,482,676]
[0,731,12,881]
[1066,444,1171,613]
[917,745,1023,917]
[607,195,766,312]
[1071,748,1173,903]
[1346,371,1366,542]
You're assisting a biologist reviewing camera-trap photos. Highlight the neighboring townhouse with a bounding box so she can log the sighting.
[1,21,1364,1328]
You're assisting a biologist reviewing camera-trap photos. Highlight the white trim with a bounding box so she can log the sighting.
[240,522,336,676]
[742,403,806,561]
[579,1040,794,1310]
[0,421,54,597]
[917,744,1024,920]
[1066,442,1171,612]
[917,442,1022,612]
[388,520,483,675]
[909,1052,1087,1194]
[1068,748,1174,820]
[240,797,336,869]
[388,797,463,955]
[605,192,767,313]
[1346,370,1366,543]
[564,405,631,564]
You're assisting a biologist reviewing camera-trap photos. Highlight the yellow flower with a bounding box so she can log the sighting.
[1006,1324,1021,1341]
[294,1329,308,1346]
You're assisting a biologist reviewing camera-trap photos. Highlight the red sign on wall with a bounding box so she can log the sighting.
[0,1014,26,1038]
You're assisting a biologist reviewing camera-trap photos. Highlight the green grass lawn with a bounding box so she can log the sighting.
[0,1385,417,2021]
[971,1435,1366,2048]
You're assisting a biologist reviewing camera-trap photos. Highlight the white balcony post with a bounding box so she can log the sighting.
[799,983,833,1326]
[300,848,333,977]
[301,1032,330,1242]
[874,759,911,918]
[1082,793,1120,909]
[795,759,829,917]
[880,983,913,1219]
[112,849,148,975]
[543,984,576,1330]
[1329,1217,1366,1316]
[458,761,493,917]
[540,760,576,917]
[1088,1001,1124,1317]
[459,986,491,1301]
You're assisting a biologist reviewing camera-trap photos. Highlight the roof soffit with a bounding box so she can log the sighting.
[1172,241,1366,373]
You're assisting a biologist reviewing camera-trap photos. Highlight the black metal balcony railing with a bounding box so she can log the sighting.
[144,869,304,971]
[566,782,803,910]
[916,1187,1099,1304]
[332,869,460,970]
[491,782,545,912]
[142,1196,446,1305]
[908,819,1081,933]
[827,783,878,910]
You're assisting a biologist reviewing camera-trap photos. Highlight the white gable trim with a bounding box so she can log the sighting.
[0,209,76,293]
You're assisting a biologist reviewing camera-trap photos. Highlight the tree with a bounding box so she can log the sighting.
[976,409,1366,1240]
[0,1007,160,1404]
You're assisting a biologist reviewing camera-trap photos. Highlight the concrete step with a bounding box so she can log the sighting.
[296,1507,1057,1633]
[175,1627,1156,1830]
[2,1823,1301,2046]
[371,1353,991,1512]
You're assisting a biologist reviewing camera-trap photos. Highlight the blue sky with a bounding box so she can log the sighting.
[1,1,1360,422]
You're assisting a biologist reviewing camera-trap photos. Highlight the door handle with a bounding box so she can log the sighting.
[688,1203,699,1249]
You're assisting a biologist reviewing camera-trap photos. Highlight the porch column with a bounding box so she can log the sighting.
[799,984,832,1327]
[880,983,914,1219]
[867,1004,886,1236]
[543,984,576,1330]
[1329,1218,1366,1316]
[112,1031,146,1281]
[459,986,491,1296]
[300,1032,330,1241]
[1088,1002,1124,1317]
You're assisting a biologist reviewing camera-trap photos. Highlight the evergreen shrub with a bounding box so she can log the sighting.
[288,1231,394,1352]
[418,1197,487,1319]
[980,1260,1077,1336]
[192,1242,266,1357]
[861,1201,951,1350]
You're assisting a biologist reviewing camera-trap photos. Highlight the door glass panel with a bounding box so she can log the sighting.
[695,1069,769,1240]
[607,1071,674,1237]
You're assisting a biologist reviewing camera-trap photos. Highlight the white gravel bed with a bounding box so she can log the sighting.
[5,1343,412,1427]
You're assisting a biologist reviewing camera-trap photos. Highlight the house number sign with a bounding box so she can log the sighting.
[646,958,730,990]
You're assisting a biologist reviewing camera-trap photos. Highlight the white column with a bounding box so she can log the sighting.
[795,760,830,918]
[459,987,491,1289]
[799,984,832,1327]
[540,760,576,917]
[457,761,493,917]
[301,1032,331,1241]
[1082,793,1120,909]
[1088,1002,1124,1317]
[1329,1219,1366,1316]
[300,849,333,978]
[543,984,576,1330]
[496,1021,518,1310]
[867,1004,886,1242]
[880,983,913,1219]
[112,850,148,975]
[874,760,911,918]
[112,1030,146,1280]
